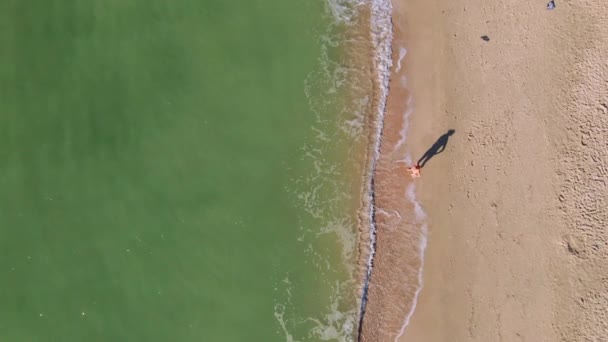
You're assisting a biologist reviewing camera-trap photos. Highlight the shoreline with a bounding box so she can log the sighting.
[355,0,394,332]
[357,0,429,339]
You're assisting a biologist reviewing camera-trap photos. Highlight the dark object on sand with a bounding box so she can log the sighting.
[417,129,456,168]
[481,35,490,42]
[547,0,555,10]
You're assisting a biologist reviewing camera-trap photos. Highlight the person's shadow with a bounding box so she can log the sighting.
[417,129,455,167]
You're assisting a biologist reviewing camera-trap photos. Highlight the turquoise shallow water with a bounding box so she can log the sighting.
[0,1,368,341]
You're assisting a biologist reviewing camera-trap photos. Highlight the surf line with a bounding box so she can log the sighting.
[357,177,379,340]
[357,0,394,340]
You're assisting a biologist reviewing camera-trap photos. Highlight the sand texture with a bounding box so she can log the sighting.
[360,0,608,341]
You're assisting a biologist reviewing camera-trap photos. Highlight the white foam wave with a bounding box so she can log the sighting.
[394,184,428,341]
[325,0,366,24]
[274,276,300,342]
[396,47,407,72]
[359,2,430,340]
[358,0,394,327]
[406,183,427,222]
[393,90,414,153]
[395,153,413,167]
[375,208,402,221]
[280,0,398,339]
[317,217,358,274]
[394,225,427,341]
[275,303,299,342]
[340,96,370,138]
[277,1,387,340]
[275,277,358,342]
[307,281,358,341]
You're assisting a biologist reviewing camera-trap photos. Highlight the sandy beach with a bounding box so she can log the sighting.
[360,0,608,340]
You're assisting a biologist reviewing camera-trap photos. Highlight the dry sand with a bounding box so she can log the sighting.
[361,0,608,341]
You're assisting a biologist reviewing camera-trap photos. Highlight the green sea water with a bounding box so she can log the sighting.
[0,1,369,341]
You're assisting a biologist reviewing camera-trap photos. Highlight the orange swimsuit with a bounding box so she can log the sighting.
[407,164,421,178]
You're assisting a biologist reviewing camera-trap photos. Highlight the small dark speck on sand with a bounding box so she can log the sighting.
[547,0,555,10]
[481,35,490,42]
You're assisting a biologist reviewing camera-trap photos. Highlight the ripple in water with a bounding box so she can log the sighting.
[274,0,381,341]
